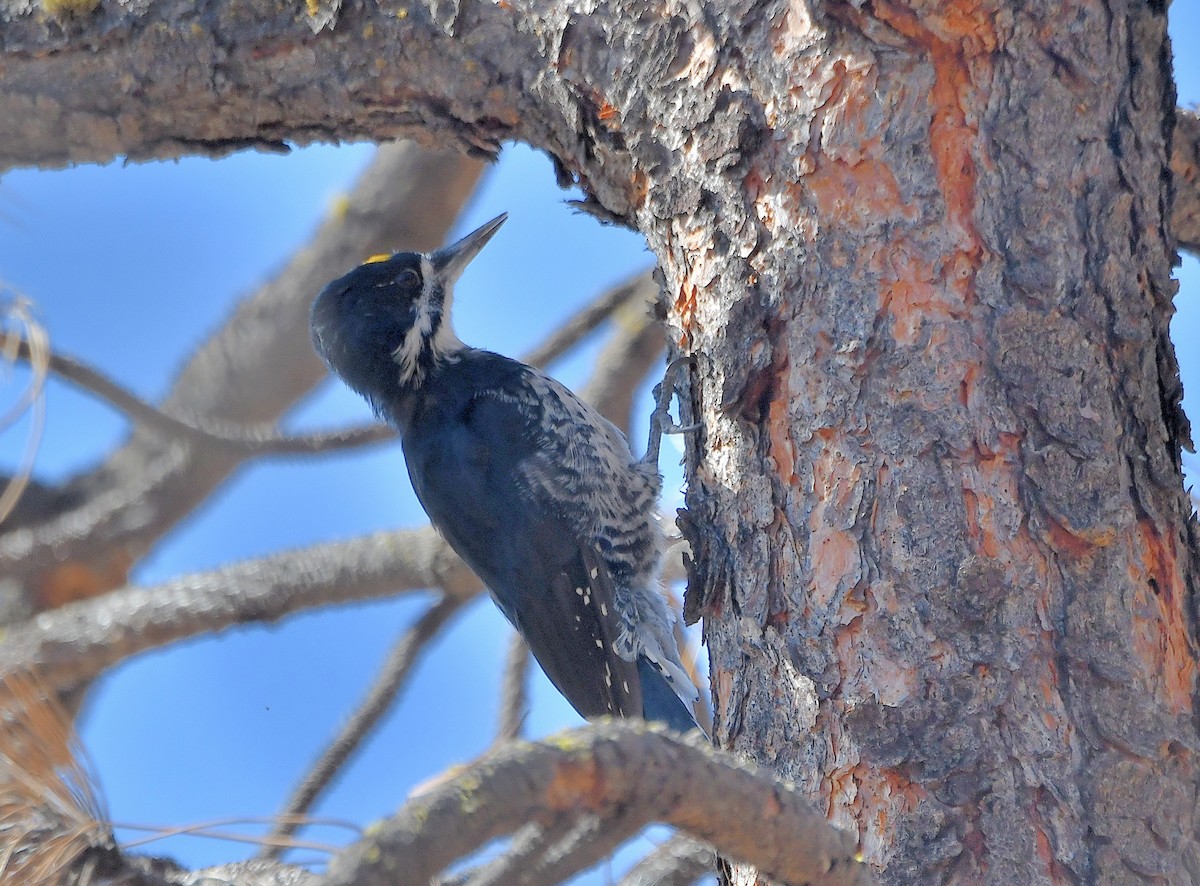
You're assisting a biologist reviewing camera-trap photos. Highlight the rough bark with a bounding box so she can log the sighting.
[1173,109,1200,255]
[667,4,1199,884]
[1,0,1196,883]
[322,721,869,886]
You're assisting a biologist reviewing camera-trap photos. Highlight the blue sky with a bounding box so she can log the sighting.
[1,9,1198,878]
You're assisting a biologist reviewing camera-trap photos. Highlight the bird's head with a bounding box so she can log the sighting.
[311,213,506,401]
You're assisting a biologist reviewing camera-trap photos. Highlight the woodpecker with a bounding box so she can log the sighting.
[310,214,701,733]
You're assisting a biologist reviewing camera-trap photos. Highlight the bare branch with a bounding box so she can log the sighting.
[451,812,640,886]
[493,631,530,747]
[522,271,655,371]
[320,721,872,886]
[0,142,484,602]
[578,274,664,439]
[6,273,656,468]
[0,1,636,226]
[1172,109,1200,255]
[618,834,714,886]
[0,527,483,695]
[9,339,394,458]
[261,595,466,856]
[0,519,692,706]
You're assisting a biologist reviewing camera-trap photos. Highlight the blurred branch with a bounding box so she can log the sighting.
[0,142,485,608]
[12,339,395,456]
[447,812,639,886]
[5,271,657,470]
[261,595,466,856]
[578,274,662,438]
[0,523,689,701]
[1173,109,1200,256]
[618,834,715,886]
[494,631,530,747]
[522,271,655,370]
[0,292,49,528]
[320,721,872,886]
[0,527,482,695]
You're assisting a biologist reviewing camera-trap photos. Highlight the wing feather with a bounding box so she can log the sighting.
[403,380,641,719]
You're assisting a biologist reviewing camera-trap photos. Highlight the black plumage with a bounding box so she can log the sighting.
[310,215,700,732]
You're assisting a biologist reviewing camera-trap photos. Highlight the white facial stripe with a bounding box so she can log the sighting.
[391,255,465,385]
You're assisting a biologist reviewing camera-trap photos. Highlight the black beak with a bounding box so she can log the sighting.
[429,213,507,284]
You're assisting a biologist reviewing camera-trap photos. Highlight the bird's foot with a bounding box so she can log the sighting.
[644,356,699,467]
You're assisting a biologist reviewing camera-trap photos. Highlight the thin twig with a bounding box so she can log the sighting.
[4,272,655,462]
[0,293,50,526]
[259,595,465,857]
[618,833,715,886]
[0,526,483,694]
[493,631,530,747]
[454,812,639,886]
[10,339,394,457]
[521,271,653,370]
[448,818,583,886]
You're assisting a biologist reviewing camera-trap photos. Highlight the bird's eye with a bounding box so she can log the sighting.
[396,269,420,287]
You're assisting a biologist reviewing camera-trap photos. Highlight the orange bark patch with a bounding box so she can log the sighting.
[767,364,797,485]
[829,761,927,863]
[36,550,133,610]
[812,529,861,611]
[805,157,910,230]
[808,441,864,610]
[665,219,720,348]
[878,245,955,345]
[1129,520,1196,714]
[866,1,993,341]
[960,448,1021,560]
[545,756,603,811]
[1042,513,1109,559]
[672,278,699,348]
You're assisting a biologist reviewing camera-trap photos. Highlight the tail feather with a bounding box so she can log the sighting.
[637,657,704,735]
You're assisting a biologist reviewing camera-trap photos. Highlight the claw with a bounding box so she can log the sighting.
[643,356,698,467]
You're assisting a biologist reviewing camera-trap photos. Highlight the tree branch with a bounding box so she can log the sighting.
[320,721,872,886]
[0,142,483,605]
[522,271,655,371]
[261,595,466,856]
[0,527,482,694]
[7,272,654,469]
[11,339,394,457]
[493,631,530,747]
[618,834,715,886]
[1172,108,1200,255]
[456,812,640,886]
[578,274,664,440]
[0,0,653,223]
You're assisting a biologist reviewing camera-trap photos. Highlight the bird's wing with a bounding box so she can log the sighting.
[403,385,643,721]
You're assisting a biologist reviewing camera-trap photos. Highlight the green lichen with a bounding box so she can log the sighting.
[543,730,591,752]
[41,0,99,19]
[456,774,483,813]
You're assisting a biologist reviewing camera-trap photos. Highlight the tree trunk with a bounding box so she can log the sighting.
[2,0,1196,882]
[656,3,1198,882]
